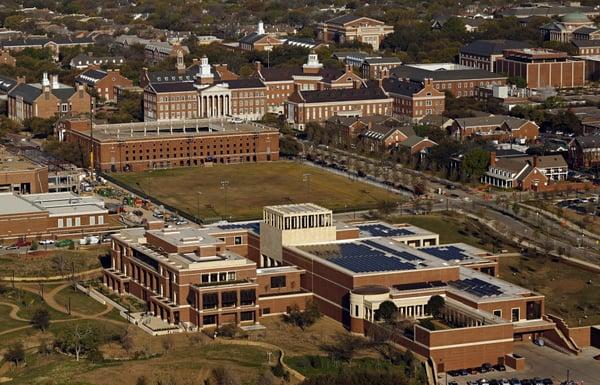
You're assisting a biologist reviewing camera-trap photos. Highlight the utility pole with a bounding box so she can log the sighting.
[89,97,96,180]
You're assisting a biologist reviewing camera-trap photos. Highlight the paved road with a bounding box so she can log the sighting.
[444,342,600,385]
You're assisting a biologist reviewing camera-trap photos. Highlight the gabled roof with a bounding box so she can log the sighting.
[399,135,436,148]
[454,115,533,131]
[240,32,266,45]
[572,39,600,48]
[573,26,599,35]
[8,83,41,103]
[391,64,505,82]
[460,39,532,57]
[574,135,600,148]
[325,14,382,26]
[148,82,197,93]
[259,67,303,82]
[294,85,389,104]
[222,78,265,89]
[74,69,107,86]
[51,87,76,102]
[0,75,17,94]
[382,77,424,97]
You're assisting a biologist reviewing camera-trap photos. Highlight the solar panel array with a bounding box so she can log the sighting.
[325,242,416,273]
[420,245,470,261]
[362,239,424,261]
[358,224,415,237]
[217,222,261,234]
[449,278,503,297]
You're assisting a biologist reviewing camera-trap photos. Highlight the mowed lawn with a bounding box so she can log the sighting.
[111,162,399,220]
[499,254,600,326]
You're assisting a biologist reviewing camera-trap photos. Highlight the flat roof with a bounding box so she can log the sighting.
[0,147,45,172]
[447,267,540,302]
[357,222,437,238]
[21,192,106,217]
[265,203,332,216]
[72,118,277,143]
[418,243,492,263]
[209,220,261,235]
[296,238,450,275]
[0,193,44,215]
[115,227,253,271]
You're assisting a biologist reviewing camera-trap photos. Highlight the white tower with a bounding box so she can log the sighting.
[257,20,265,35]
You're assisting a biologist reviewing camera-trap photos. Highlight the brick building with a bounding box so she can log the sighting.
[69,53,125,70]
[144,82,199,121]
[144,41,189,64]
[58,118,279,172]
[0,191,116,243]
[568,135,600,169]
[75,69,133,102]
[390,63,507,97]
[451,115,540,142]
[361,57,403,79]
[317,14,394,50]
[255,53,363,114]
[285,83,393,130]
[7,72,91,122]
[0,147,48,193]
[0,49,16,67]
[459,39,533,72]
[483,153,568,190]
[495,48,586,89]
[572,39,600,55]
[101,202,562,372]
[381,77,445,121]
[540,13,595,42]
[239,21,284,52]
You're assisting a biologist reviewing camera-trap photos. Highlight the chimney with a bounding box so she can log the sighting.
[490,151,496,167]
[42,72,50,87]
[16,76,25,84]
[51,74,59,89]
[381,67,390,79]
[192,58,199,65]
[345,64,351,73]
[532,155,538,167]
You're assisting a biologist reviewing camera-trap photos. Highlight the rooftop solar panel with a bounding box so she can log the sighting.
[358,224,414,237]
[420,245,470,261]
[448,278,503,297]
[329,254,416,273]
[361,239,424,261]
[216,222,261,233]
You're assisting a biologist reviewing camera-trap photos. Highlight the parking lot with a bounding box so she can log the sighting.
[439,342,600,385]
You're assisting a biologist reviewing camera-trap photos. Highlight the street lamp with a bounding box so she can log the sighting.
[220,180,230,220]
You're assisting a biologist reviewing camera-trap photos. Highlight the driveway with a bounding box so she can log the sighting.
[440,342,600,385]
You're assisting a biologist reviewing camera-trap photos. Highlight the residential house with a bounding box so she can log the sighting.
[451,115,539,143]
[398,135,437,155]
[317,14,394,50]
[419,114,454,130]
[285,84,393,130]
[483,153,568,190]
[75,69,133,102]
[381,77,445,121]
[359,120,416,151]
[7,73,90,122]
[239,21,284,52]
[459,39,533,72]
[568,135,600,169]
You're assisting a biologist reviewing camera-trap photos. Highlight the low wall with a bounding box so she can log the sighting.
[75,283,128,313]
[0,268,103,282]
[504,354,525,370]
[568,326,591,348]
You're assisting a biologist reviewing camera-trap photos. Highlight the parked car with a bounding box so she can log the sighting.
[55,239,74,248]
[510,379,521,385]
[533,379,544,385]
[448,382,458,385]
[39,239,54,245]
[153,212,164,219]
[175,218,188,225]
[479,379,490,385]
[15,239,31,248]
[490,380,499,385]
[542,379,553,385]
[494,364,506,372]
[5,244,18,250]
[481,363,493,373]
[500,380,510,385]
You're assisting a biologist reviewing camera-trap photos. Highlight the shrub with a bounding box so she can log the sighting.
[4,342,25,366]
[31,307,50,331]
[215,323,237,338]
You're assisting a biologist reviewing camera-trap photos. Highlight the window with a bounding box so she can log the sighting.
[240,311,254,321]
[61,103,68,112]
[511,308,520,322]
[89,216,95,225]
[66,218,72,227]
[261,307,270,315]
[240,289,256,306]
[219,272,227,282]
[227,272,236,281]
[98,216,104,225]
[270,275,286,288]
[201,274,209,283]
[234,236,242,245]
[203,315,216,325]
[221,291,237,307]
[210,273,218,282]
[58,218,64,228]
[202,293,218,309]
[493,309,502,318]
[75,217,81,226]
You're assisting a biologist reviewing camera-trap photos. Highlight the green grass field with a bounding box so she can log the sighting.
[110,162,400,221]
[53,286,108,316]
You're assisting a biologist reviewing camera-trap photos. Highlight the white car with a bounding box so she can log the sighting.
[39,239,54,245]
[176,218,188,225]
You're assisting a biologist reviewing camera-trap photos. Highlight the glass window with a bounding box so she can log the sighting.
[234,236,242,245]
[270,275,286,288]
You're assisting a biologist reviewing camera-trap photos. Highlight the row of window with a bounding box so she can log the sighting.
[57,215,104,228]
[201,271,236,284]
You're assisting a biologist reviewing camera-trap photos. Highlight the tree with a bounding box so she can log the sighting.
[377,300,397,322]
[283,300,321,330]
[279,135,302,157]
[461,147,490,182]
[426,295,445,318]
[120,327,135,353]
[321,332,371,363]
[4,342,25,366]
[55,323,99,361]
[31,307,50,331]
[23,117,56,138]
